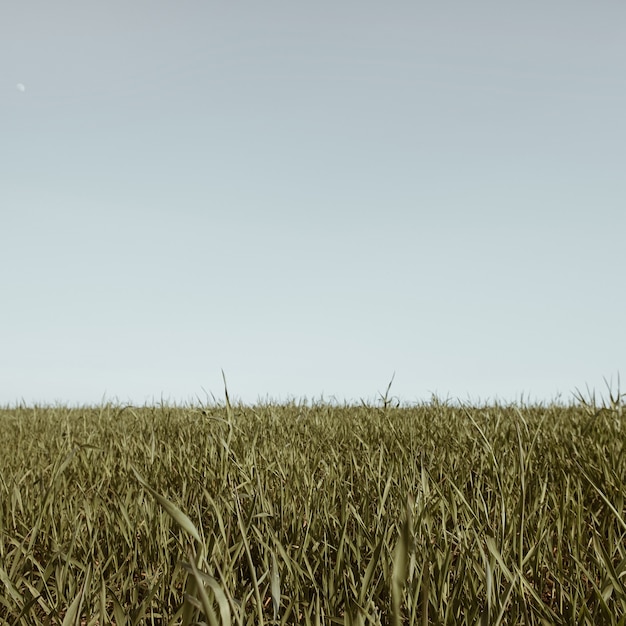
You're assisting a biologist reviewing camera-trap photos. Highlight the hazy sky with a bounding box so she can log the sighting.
[3,1,625,406]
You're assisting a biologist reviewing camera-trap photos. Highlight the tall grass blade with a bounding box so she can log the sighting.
[61,564,91,626]
[391,496,412,626]
[131,465,202,544]
[271,551,281,621]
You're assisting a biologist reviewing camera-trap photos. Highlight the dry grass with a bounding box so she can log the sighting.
[0,391,625,624]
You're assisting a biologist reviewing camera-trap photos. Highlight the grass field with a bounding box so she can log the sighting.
[1,389,625,625]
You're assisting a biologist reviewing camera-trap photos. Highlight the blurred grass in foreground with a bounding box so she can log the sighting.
[0,393,624,624]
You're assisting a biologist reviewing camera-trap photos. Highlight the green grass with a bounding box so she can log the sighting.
[0,392,625,624]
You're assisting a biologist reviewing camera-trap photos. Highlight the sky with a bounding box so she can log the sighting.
[2,1,625,407]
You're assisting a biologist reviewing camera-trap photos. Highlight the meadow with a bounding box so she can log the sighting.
[1,389,625,625]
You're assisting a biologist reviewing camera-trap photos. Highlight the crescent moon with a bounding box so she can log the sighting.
[16,83,26,92]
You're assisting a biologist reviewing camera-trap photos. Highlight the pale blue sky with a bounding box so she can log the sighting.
[2,1,625,406]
